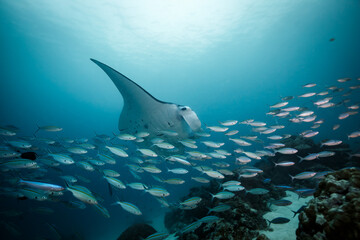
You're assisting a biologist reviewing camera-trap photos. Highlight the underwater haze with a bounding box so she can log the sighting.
[1,0,360,240]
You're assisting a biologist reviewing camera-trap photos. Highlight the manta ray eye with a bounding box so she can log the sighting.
[181,107,187,111]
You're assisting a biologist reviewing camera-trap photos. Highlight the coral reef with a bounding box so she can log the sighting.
[255,136,357,189]
[164,175,283,239]
[296,168,360,240]
[117,223,156,240]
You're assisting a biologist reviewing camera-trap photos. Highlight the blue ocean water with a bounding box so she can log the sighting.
[1,1,360,239]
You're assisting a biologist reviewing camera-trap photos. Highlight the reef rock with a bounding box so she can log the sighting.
[296,168,360,240]
[117,223,156,240]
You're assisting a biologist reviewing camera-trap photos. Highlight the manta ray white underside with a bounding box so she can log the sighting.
[91,59,202,139]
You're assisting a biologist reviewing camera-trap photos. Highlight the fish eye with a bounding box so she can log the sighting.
[181,107,187,111]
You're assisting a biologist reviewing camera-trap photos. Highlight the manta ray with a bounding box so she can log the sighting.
[91,59,202,139]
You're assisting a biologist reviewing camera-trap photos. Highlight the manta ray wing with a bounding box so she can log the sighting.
[91,59,201,139]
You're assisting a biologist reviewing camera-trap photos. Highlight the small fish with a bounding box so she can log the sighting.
[136,131,150,138]
[180,197,202,206]
[297,153,319,162]
[248,121,267,127]
[181,221,202,234]
[93,204,110,218]
[104,176,126,189]
[106,146,128,157]
[280,96,293,101]
[153,142,175,149]
[67,147,87,154]
[76,161,95,171]
[49,153,74,165]
[87,159,105,166]
[113,201,142,215]
[79,143,96,149]
[223,185,245,192]
[297,110,314,117]
[207,204,231,214]
[274,148,298,155]
[18,179,64,191]
[239,172,258,178]
[203,170,225,179]
[291,205,306,217]
[274,185,293,190]
[318,151,335,158]
[36,125,62,133]
[218,169,234,176]
[159,130,178,136]
[289,171,316,180]
[61,200,86,209]
[0,150,21,158]
[260,128,277,134]
[247,188,269,195]
[210,191,235,200]
[236,156,251,164]
[208,152,227,159]
[179,140,198,148]
[127,182,147,190]
[301,130,319,138]
[338,112,350,120]
[191,177,210,183]
[0,159,38,169]
[337,77,351,83]
[61,176,78,183]
[145,187,170,197]
[303,83,316,88]
[222,180,241,187]
[318,102,335,108]
[225,130,239,136]
[298,92,316,98]
[219,120,238,126]
[269,199,292,206]
[268,217,290,226]
[270,101,289,108]
[142,165,162,174]
[163,178,185,185]
[167,168,188,174]
[144,232,169,240]
[116,133,136,141]
[201,141,225,148]
[229,138,251,146]
[320,139,342,147]
[267,135,284,140]
[103,169,120,177]
[206,126,228,132]
[98,153,116,165]
[198,215,220,223]
[348,131,360,139]
[242,151,261,160]
[274,161,295,167]
[137,148,158,157]
[8,140,32,149]
[18,188,48,201]
[66,185,98,204]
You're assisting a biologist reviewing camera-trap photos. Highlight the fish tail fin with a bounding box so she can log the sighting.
[297,155,304,163]
[272,161,278,167]
[289,174,294,182]
[206,207,211,215]
[291,210,297,218]
[111,201,120,206]
[267,219,271,227]
[64,180,70,190]
[207,192,214,201]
